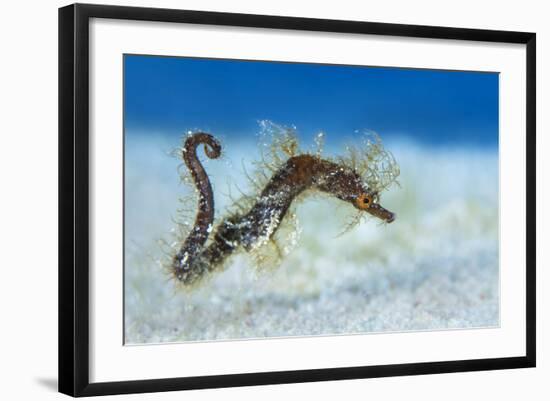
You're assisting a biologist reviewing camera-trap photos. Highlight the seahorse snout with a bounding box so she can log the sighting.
[368,203,395,223]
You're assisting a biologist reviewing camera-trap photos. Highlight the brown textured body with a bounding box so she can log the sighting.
[172,133,395,286]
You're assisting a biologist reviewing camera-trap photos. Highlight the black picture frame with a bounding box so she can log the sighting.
[58,3,536,397]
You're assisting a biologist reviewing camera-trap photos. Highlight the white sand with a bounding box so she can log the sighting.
[124,132,499,344]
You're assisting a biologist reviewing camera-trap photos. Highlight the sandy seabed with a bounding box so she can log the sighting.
[124,132,499,344]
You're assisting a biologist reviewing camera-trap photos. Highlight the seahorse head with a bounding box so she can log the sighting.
[316,162,396,223]
[354,190,395,223]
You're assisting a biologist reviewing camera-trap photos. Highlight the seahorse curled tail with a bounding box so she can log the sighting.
[172,132,221,283]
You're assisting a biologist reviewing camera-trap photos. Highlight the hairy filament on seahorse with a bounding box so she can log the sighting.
[172,132,396,286]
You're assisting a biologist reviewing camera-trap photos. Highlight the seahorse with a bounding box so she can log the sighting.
[172,130,397,286]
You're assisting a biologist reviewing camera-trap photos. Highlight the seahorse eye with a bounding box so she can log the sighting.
[356,193,373,210]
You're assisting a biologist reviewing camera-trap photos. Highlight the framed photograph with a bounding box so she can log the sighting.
[58,3,536,397]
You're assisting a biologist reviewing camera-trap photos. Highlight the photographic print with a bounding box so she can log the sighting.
[123,54,499,344]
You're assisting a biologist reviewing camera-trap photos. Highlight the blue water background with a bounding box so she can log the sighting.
[124,54,498,149]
